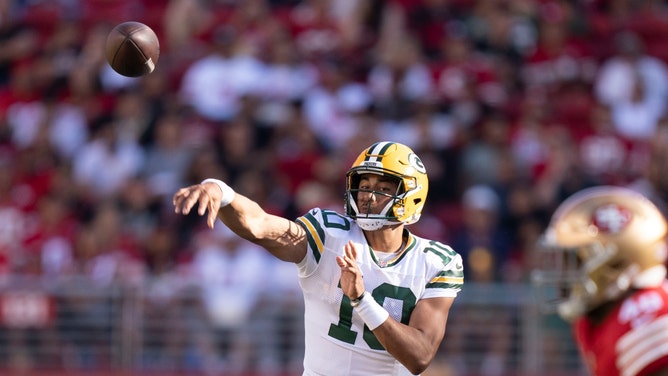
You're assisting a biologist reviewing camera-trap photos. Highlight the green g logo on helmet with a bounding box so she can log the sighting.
[408,153,426,175]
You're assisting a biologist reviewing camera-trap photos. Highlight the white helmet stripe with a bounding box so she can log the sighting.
[365,141,394,163]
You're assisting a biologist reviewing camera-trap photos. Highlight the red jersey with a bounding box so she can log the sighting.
[574,282,668,376]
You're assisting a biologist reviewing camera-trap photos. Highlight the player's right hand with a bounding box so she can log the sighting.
[337,240,366,301]
[173,183,223,228]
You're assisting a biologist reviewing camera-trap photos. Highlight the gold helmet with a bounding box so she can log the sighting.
[532,186,668,321]
[345,141,428,231]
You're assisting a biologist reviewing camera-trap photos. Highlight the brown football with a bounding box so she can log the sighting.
[105,21,159,77]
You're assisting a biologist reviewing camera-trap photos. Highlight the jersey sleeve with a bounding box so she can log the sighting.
[422,242,464,299]
[616,312,668,376]
[295,208,326,276]
[297,208,327,256]
[295,207,353,277]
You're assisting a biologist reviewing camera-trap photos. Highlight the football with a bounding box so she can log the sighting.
[105,21,160,77]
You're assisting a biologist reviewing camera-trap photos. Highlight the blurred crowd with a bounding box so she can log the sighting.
[2,0,668,373]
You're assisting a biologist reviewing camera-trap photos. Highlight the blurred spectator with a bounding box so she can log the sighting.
[188,225,272,373]
[136,69,174,147]
[449,184,511,283]
[406,0,457,59]
[585,0,637,57]
[411,138,461,206]
[56,201,143,368]
[80,0,142,31]
[273,119,329,197]
[509,96,551,181]
[162,0,217,57]
[595,30,668,110]
[3,59,47,151]
[72,115,145,200]
[532,126,599,213]
[368,32,434,122]
[431,26,504,128]
[328,0,372,52]
[497,181,546,282]
[214,113,265,186]
[139,224,205,370]
[250,254,304,374]
[458,112,512,188]
[282,0,347,61]
[440,184,515,376]
[0,6,40,87]
[116,177,163,243]
[595,31,668,143]
[577,104,629,185]
[254,26,318,126]
[11,139,61,213]
[47,97,90,162]
[626,0,668,63]
[0,156,25,278]
[72,201,143,287]
[464,0,535,67]
[301,56,371,151]
[179,25,264,123]
[21,193,77,279]
[112,90,154,144]
[627,117,668,216]
[141,111,194,200]
[609,67,665,142]
[521,1,596,96]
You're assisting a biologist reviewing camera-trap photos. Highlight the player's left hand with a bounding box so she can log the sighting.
[336,240,366,300]
[173,183,222,228]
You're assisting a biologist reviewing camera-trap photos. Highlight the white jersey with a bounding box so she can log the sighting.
[295,208,464,376]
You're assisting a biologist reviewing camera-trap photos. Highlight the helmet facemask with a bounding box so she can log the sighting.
[533,235,647,322]
[534,240,595,321]
[345,169,412,231]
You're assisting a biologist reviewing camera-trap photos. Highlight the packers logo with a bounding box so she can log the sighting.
[409,153,426,174]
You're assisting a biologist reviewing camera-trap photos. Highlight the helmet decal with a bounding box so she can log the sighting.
[360,161,383,169]
[408,153,426,174]
[592,204,632,234]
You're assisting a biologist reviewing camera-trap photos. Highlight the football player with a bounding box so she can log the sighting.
[173,141,464,375]
[533,186,668,376]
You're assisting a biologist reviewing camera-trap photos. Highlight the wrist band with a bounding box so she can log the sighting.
[201,178,236,207]
[354,292,389,331]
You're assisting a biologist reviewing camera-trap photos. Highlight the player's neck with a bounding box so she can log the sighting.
[363,224,406,253]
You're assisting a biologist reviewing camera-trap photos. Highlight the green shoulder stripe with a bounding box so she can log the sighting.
[426,269,464,290]
[296,211,326,263]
